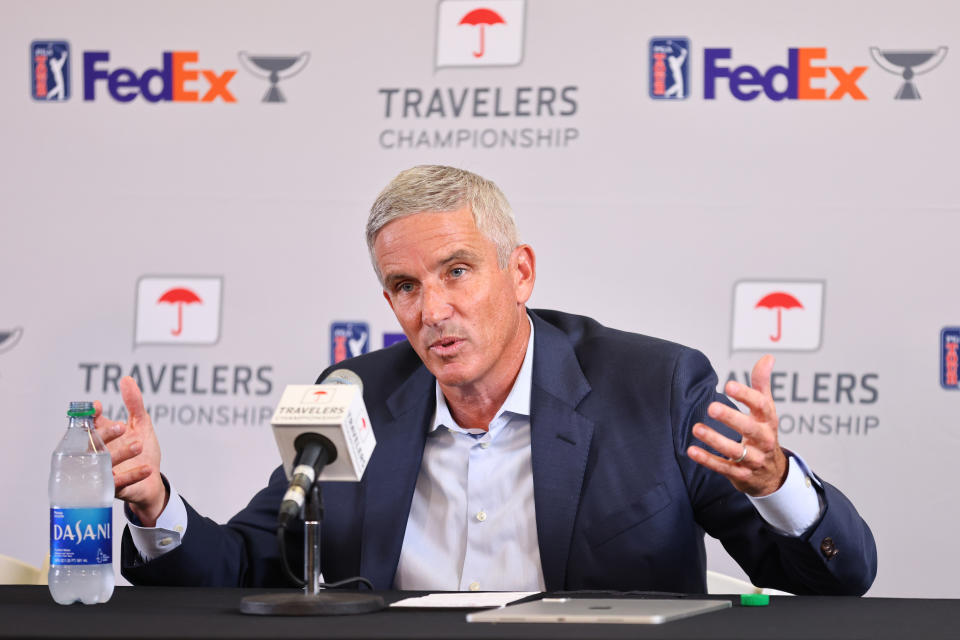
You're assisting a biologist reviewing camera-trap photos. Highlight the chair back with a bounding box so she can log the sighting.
[0,554,43,585]
[706,569,763,595]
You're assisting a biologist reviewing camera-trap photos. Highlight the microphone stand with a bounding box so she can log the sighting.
[240,484,384,616]
[304,484,322,596]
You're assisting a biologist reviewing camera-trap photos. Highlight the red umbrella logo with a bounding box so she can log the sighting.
[459,8,506,58]
[157,287,203,337]
[302,388,334,404]
[755,292,803,342]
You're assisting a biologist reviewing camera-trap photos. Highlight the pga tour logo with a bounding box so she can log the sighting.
[731,280,825,351]
[650,38,690,100]
[134,276,223,346]
[331,322,369,364]
[435,0,525,68]
[941,328,960,390]
[31,40,70,101]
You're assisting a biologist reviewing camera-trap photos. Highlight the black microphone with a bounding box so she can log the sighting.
[276,369,362,528]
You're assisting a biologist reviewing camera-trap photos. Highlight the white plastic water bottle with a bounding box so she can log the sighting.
[48,401,114,605]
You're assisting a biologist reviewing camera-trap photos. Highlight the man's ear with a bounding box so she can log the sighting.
[382,289,395,313]
[511,245,536,305]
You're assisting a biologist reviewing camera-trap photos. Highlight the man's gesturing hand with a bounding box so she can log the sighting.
[687,355,788,497]
[93,376,167,526]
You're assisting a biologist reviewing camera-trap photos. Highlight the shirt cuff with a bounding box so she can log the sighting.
[125,479,188,561]
[747,454,822,537]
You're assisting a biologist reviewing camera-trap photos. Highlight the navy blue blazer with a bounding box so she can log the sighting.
[122,309,876,594]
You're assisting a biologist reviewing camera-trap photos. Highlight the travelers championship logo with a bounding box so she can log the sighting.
[331,322,370,364]
[378,0,578,150]
[31,40,70,101]
[731,280,824,351]
[940,328,960,390]
[134,276,223,346]
[727,279,878,437]
[435,0,526,68]
[80,274,274,429]
[650,38,690,100]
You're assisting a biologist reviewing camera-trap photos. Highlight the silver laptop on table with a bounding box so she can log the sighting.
[466,597,731,625]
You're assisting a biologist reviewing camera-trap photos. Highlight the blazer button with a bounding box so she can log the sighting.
[820,537,838,559]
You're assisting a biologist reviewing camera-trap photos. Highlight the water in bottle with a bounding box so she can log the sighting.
[48,401,114,605]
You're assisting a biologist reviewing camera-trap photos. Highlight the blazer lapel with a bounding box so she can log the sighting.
[529,312,596,591]
[358,365,434,589]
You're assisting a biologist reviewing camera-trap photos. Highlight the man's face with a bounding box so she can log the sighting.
[374,207,534,391]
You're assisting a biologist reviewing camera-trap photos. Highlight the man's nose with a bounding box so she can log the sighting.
[421,283,452,326]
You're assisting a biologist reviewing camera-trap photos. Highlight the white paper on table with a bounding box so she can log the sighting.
[390,592,537,609]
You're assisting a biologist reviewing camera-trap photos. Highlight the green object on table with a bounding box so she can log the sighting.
[740,593,770,606]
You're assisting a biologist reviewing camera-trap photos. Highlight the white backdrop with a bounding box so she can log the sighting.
[2,0,958,597]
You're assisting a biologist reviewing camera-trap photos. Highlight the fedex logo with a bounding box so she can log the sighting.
[83,51,236,103]
[704,48,867,101]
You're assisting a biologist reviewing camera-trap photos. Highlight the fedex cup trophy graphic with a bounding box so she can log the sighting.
[238,52,310,103]
[869,47,947,100]
[0,327,23,354]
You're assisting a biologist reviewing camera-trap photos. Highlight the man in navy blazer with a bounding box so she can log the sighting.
[103,166,876,595]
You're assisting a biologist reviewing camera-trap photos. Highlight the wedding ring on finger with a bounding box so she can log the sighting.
[729,443,747,464]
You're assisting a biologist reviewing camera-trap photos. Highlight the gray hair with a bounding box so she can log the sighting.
[367,165,519,283]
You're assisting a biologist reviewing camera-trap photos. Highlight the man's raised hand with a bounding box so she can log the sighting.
[686,355,788,497]
[93,376,167,526]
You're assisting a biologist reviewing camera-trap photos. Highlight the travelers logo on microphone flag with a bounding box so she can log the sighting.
[273,384,377,482]
[134,276,223,346]
[301,387,337,404]
[435,0,526,68]
[731,280,824,351]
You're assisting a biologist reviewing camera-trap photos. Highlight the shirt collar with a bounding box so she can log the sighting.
[431,314,534,434]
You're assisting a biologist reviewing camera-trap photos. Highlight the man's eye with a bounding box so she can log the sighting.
[450,268,466,278]
[398,282,414,293]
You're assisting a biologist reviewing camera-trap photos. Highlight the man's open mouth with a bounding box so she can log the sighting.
[429,337,464,355]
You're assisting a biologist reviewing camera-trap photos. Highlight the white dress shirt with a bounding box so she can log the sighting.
[130,316,822,587]
[394,318,544,591]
